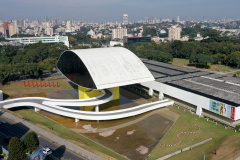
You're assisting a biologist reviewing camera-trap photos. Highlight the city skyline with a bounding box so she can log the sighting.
[0,0,240,22]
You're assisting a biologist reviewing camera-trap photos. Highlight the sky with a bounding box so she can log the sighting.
[0,0,239,22]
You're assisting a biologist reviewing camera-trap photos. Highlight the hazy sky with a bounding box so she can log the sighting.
[0,0,239,22]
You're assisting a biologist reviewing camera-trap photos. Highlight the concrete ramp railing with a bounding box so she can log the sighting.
[0,88,174,120]
[0,89,113,107]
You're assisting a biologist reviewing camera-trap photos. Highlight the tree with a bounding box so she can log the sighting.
[170,40,183,58]
[8,137,27,160]
[23,132,39,154]
[227,51,240,68]
[40,58,57,71]
[189,54,213,68]
[69,36,77,45]
[142,27,157,37]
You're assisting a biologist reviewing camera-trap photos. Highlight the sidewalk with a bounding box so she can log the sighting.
[0,110,107,160]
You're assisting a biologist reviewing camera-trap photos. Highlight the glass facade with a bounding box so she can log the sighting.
[57,51,97,89]
[128,37,151,43]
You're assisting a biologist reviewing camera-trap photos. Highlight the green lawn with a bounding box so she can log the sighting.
[170,58,240,73]
[148,105,238,160]
[171,58,189,66]
[5,108,127,160]
[211,65,239,73]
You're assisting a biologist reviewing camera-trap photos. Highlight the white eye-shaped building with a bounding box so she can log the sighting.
[57,47,155,90]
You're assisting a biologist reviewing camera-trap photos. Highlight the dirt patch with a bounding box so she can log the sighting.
[136,145,149,154]
[115,136,120,141]
[127,130,136,135]
[99,130,116,137]
[82,124,97,133]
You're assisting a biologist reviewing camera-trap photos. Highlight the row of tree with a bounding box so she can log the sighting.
[181,24,221,38]
[68,33,110,48]
[8,132,39,160]
[0,42,67,84]
[125,37,240,68]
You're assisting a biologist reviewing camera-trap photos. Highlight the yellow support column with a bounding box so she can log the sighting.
[78,86,102,99]
[78,86,103,111]
[110,87,120,100]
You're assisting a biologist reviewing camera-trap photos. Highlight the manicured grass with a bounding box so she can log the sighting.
[211,65,239,73]
[170,58,189,66]
[6,108,127,160]
[170,58,240,73]
[148,105,238,160]
[0,77,75,99]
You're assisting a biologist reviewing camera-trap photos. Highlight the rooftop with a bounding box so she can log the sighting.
[141,58,240,106]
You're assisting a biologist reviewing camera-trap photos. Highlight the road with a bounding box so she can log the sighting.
[0,116,86,160]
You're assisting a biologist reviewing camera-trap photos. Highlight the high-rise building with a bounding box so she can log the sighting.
[75,24,80,31]
[145,17,148,24]
[112,27,127,40]
[3,22,10,38]
[14,20,19,34]
[46,27,53,36]
[168,25,182,41]
[8,24,16,37]
[123,13,128,25]
[44,16,49,22]
[66,21,71,30]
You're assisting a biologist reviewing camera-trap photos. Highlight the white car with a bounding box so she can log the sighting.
[42,147,52,155]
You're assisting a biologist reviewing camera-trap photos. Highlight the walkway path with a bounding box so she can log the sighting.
[0,109,106,160]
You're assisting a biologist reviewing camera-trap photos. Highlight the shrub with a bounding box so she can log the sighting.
[23,132,39,154]
[8,137,27,160]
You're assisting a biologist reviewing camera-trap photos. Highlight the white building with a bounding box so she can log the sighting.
[112,27,127,40]
[194,33,203,41]
[123,13,128,25]
[160,29,167,34]
[6,36,69,47]
[87,29,96,37]
[168,25,182,41]
[46,27,53,36]
[66,21,71,30]
[110,41,124,47]
[141,59,240,121]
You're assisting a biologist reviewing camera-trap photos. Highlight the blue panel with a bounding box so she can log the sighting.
[29,149,43,160]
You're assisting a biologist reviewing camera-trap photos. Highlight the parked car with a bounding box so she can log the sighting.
[42,147,52,155]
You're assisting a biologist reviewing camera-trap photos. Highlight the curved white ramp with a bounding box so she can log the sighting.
[0,88,174,120]
[0,89,113,107]
[2,99,173,120]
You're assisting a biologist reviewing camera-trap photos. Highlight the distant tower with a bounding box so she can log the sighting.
[44,16,49,22]
[123,13,128,25]
[145,17,148,24]
[176,16,180,23]
[3,22,10,38]
[66,21,71,30]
